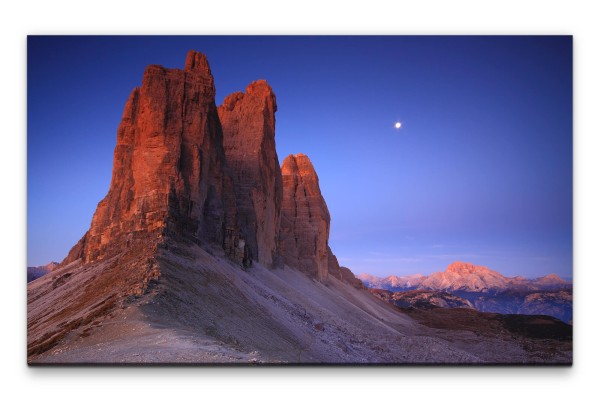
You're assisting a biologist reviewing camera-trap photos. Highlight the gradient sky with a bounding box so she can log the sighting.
[27,36,572,279]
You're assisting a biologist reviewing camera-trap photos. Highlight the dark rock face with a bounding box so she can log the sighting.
[63,50,238,265]
[218,81,282,267]
[279,154,331,281]
[370,289,474,310]
[27,262,58,283]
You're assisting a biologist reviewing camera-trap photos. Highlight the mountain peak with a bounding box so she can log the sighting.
[532,273,570,289]
[445,261,490,274]
[542,273,564,281]
[62,49,233,265]
[184,50,211,74]
[421,262,507,292]
[220,79,277,113]
[246,79,276,101]
[281,153,318,179]
[218,77,282,267]
[281,154,300,175]
[279,153,331,281]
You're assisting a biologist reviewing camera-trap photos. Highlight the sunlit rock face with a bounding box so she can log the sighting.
[63,50,238,265]
[218,80,282,267]
[279,154,331,281]
[30,50,243,358]
[277,153,364,286]
[419,262,510,292]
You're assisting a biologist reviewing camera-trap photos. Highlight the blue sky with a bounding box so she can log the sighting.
[27,36,572,279]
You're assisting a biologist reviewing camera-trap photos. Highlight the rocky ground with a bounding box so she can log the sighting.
[29,242,572,365]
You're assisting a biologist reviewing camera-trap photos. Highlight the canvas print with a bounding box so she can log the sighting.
[27,36,572,365]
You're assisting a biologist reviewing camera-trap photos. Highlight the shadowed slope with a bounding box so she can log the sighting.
[28,240,161,357]
[30,241,571,364]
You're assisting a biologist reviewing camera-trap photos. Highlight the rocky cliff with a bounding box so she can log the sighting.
[218,81,282,267]
[63,50,238,265]
[55,47,366,284]
[279,154,332,281]
[278,153,362,285]
[29,51,245,358]
[30,52,366,358]
[59,51,356,283]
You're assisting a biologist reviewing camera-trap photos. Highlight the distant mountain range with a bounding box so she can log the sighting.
[359,262,572,323]
[358,261,570,292]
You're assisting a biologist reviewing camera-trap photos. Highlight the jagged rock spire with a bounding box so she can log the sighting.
[64,50,236,264]
[218,80,282,267]
[279,153,331,281]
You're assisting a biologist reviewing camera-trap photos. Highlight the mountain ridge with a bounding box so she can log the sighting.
[359,261,572,323]
[358,261,571,293]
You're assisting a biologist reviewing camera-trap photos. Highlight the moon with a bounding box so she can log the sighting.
[394,122,402,129]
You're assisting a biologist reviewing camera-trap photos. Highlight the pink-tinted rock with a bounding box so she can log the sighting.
[29,51,248,358]
[279,154,330,281]
[420,262,510,292]
[218,80,282,267]
[279,153,364,286]
[63,50,238,265]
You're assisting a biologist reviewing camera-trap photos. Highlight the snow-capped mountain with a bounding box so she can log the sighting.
[356,273,426,291]
[360,261,571,293]
[359,261,572,322]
